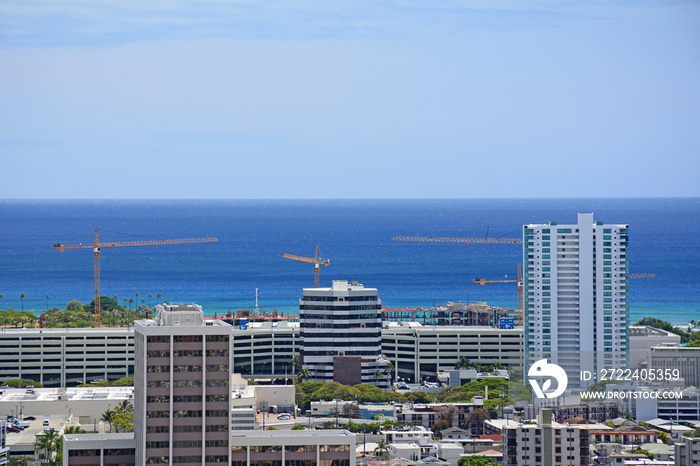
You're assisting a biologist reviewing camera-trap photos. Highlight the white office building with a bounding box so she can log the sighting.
[523,213,630,388]
[300,280,389,387]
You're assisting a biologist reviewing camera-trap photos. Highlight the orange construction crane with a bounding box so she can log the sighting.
[283,246,330,288]
[472,267,655,327]
[474,263,523,325]
[53,229,218,327]
[393,236,522,245]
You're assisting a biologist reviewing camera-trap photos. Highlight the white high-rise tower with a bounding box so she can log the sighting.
[523,213,630,388]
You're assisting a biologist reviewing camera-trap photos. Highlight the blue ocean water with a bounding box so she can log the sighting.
[0,199,698,326]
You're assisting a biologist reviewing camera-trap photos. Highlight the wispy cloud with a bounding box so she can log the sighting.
[0,0,607,48]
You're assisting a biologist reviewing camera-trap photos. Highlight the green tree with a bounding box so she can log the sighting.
[66,300,84,312]
[385,360,395,382]
[36,427,59,462]
[455,356,471,369]
[19,293,25,312]
[10,456,36,466]
[64,425,87,435]
[431,419,450,434]
[458,456,497,466]
[461,408,491,436]
[297,367,311,382]
[291,424,304,430]
[373,439,389,460]
[2,378,43,388]
[101,409,116,432]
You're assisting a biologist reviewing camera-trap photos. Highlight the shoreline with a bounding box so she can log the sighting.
[10,301,696,329]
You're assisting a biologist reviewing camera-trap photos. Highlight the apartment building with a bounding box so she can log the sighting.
[504,409,590,466]
[674,436,700,466]
[396,400,486,430]
[523,213,630,388]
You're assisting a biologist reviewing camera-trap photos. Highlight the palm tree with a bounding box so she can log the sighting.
[37,427,59,461]
[373,439,389,460]
[45,295,50,311]
[455,356,471,370]
[373,370,383,382]
[156,293,162,305]
[385,360,395,382]
[20,293,25,312]
[292,354,301,373]
[148,293,153,308]
[64,425,87,435]
[101,409,116,432]
[297,367,311,382]
[115,400,134,414]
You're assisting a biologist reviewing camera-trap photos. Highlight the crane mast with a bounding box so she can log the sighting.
[54,229,218,327]
[283,246,330,288]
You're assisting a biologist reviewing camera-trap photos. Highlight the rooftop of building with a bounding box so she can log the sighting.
[64,432,134,442]
[0,326,132,335]
[230,429,355,439]
[242,321,299,330]
[303,280,377,294]
[629,326,681,338]
[0,387,133,403]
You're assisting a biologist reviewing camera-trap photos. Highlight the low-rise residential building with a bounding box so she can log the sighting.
[675,436,700,466]
[230,430,355,466]
[525,399,623,423]
[382,427,434,445]
[589,425,659,444]
[503,409,590,466]
[397,401,485,429]
[388,443,421,461]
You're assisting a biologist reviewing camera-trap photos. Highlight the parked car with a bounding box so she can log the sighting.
[277,413,291,420]
[6,426,21,433]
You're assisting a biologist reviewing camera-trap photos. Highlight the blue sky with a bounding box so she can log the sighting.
[1,1,698,198]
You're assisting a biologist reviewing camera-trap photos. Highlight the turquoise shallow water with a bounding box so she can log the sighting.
[0,198,698,326]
